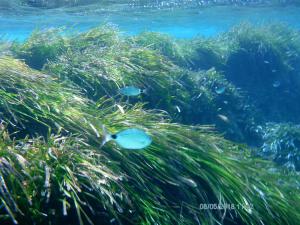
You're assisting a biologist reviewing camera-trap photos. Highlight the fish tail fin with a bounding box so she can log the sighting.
[101,125,112,147]
[142,88,148,95]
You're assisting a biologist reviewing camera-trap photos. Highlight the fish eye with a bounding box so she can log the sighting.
[111,134,117,139]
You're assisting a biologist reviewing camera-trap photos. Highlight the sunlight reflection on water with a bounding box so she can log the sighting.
[0,5,299,40]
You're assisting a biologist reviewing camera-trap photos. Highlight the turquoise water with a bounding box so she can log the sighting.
[1,5,300,40]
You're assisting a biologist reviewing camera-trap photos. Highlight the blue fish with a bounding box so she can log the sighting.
[273,80,281,88]
[215,86,226,94]
[101,126,152,150]
[119,86,145,96]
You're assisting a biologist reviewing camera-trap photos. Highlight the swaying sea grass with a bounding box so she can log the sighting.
[0,57,89,138]
[2,24,300,225]
[1,112,300,225]
[12,29,67,70]
[258,123,300,171]
[10,24,300,141]
[0,55,299,225]
[31,26,256,143]
[224,24,300,123]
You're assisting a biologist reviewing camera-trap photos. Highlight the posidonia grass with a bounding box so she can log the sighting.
[258,122,300,171]
[37,26,257,143]
[1,24,300,225]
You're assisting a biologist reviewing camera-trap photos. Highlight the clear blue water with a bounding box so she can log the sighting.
[1,5,300,40]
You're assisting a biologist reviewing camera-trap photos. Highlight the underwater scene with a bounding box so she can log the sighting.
[0,0,300,225]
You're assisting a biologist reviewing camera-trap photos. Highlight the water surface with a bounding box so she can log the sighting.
[0,4,300,40]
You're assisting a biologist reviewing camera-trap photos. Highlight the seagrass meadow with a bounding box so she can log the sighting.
[0,24,300,225]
